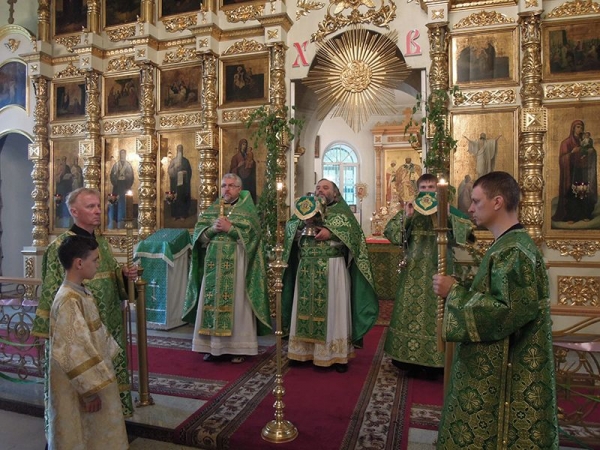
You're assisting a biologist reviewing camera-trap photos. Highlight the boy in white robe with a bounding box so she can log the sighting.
[47,235,129,450]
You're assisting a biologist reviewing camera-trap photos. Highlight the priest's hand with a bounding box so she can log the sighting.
[432,274,456,298]
[404,201,415,217]
[213,217,232,233]
[122,264,138,280]
[81,394,102,413]
[315,226,331,241]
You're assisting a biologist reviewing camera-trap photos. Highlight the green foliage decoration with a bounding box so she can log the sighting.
[245,105,304,250]
[404,86,462,179]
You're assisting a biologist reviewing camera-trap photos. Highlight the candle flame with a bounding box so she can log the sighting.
[438,178,447,185]
[126,190,133,196]
[277,182,283,191]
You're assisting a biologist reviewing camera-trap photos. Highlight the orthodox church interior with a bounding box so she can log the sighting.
[0,0,599,448]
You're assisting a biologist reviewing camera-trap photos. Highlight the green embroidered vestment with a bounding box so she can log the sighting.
[438,228,558,449]
[182,191,271,337]
[282,199,378,343]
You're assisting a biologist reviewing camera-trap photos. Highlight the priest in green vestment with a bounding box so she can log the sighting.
[282,179,378,373]
[33,188,135,420]
[384,174,473,379]
[182,173,271,363]
[433,171,558,449]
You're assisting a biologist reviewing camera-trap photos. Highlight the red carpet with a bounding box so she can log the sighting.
[174,326,411,449]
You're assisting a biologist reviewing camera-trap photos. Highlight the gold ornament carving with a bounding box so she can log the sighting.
[557,276,599,307]
[546,240,600,261]
[55,62,85,79]
[222,107,261,123]
[51,123,86,136]
[267,29,279,40]
[311,0,396,42]
[198,38,208,48]
[107,236,136,252]
[225,5,265,23]
[546,0,600,18]
[304,28,409,133]
[79,139,96,158]
[431,9,444,20]
[103,118,143,133]
[518,12,544,243]
[453,89,515,106]
[107,55,137,72]
[159,112,202,128]
[197,53,219,213]
[296,0,325,20]
[454,10,515,29]
[25,257,34,279]
[427,23,449,92]
[56,34,81,52]
[106,25,136,42]
[545,82,600,100]
[223,38,266,56]
[520,107,547,132]
[30,76,50,247]
[163,45,200,64]
[525,0,538,7]
[4,38,20,52]
[162,13,198,33]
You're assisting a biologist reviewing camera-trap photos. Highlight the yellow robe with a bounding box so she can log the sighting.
[48,282,128,450]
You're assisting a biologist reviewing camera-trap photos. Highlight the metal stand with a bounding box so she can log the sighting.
[134,269,154,407]
[125,217,154,407]
[261,243,297,443]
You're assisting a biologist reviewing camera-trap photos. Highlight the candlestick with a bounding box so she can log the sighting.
[276,182,283,244]
[437,178,448,228]
[125,190,134,221]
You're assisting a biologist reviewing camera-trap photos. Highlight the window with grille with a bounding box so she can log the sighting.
[322,144,359,206]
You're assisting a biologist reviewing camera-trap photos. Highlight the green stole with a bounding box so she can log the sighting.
[182,191,271,336]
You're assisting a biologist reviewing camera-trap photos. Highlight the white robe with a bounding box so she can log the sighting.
[288,249,354,366]
[48,282,128,450]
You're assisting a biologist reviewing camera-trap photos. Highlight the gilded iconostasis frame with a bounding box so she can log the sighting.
[220,125,268,205]
[158,130,199,229]
[544,103,600,239]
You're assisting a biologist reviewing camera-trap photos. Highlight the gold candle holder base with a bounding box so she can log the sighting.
[262,418,298,443]
[261,241,298,443]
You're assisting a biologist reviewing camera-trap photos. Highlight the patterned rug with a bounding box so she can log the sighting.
[173,327,410,450]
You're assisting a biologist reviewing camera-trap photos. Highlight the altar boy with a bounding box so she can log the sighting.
[47,235,128,450]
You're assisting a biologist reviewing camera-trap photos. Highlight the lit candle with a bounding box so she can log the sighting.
[437,178,448,228]
[125,190,134,221]
[276,182,283,243]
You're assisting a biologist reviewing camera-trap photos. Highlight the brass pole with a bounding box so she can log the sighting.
[262,188,297,443]
[435,181,453,394]
[134,269,154,407]
[124,215,136,392]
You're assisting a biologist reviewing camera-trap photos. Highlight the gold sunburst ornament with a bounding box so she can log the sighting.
[303,28,411,133]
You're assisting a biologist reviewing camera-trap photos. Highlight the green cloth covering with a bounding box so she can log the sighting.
[32,229,133,418]
[282,198,378,343]
[383,207,473,368]
[182,191,271,336]
[135,228,191,265]
[438,228,558,449]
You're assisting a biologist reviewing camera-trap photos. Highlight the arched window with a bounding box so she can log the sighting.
[322,144,359,206]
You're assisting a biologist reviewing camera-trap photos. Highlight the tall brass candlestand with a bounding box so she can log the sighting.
[262,186,297,443]
[124,215,153,407]
[435,180,453,393]
[134,267,154,407]
[124,216,136,391]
